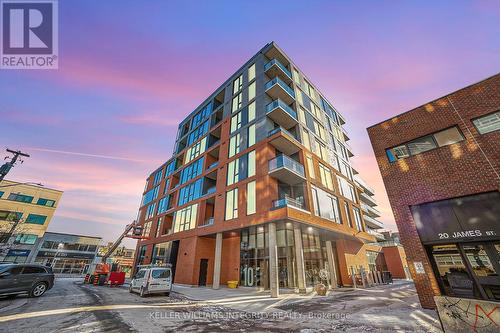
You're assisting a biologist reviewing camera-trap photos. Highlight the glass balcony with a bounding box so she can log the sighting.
[268,127,301,155]
[272,196,305,210]
[265,77,295,105]
[364,215,384,229]
[268,154,305,185]
[199,217,214,227]
[264,59,292,84]
[266,99,298,129]
[366,228,386,240]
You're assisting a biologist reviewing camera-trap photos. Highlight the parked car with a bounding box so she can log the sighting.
[0,264,55,298]
[129,267,172,297]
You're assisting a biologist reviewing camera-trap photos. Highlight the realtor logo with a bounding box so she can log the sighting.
[1,0,58,69]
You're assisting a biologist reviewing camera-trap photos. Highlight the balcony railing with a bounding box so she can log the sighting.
[207,161,219,170]
[264,59,292,78]
[269,154,305,177]
[268,127,300,142]
[273,196,305,210]
[204,186,216,196]
[367,228,386,240]
[266,99,297,120]
[199,217,214,227]
[265,77,296,99]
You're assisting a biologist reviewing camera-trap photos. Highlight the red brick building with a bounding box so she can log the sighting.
[131,43,395,297]
[368,74,500,308]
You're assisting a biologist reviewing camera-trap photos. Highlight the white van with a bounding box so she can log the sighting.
[129,267,172,297]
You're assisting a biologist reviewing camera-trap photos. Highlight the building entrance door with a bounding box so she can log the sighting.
[198,259,208,286]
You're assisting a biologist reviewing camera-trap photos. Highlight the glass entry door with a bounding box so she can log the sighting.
[462,242,500,300]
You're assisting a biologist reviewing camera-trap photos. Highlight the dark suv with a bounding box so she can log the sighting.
[0,264,55,298]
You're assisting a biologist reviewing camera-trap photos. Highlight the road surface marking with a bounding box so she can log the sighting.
[0,302,196,323]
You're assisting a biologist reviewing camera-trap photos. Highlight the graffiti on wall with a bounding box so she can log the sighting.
[435,296,499,333]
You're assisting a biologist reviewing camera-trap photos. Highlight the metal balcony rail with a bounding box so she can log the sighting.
[265,77,296,98]
[268,154,305,177]
[267,126,300,142]
[264,59,292,78]
[266,99,297,120]
[273,196,304,209]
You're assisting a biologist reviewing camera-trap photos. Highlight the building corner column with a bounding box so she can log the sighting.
[325,240,338,289]
[268,223,279,298]
[212,232,223,289]
[293,225,307,294]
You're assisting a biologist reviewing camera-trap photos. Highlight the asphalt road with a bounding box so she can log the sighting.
[0,278,442,333]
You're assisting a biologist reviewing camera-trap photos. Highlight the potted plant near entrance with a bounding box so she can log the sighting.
[315,268,329,296]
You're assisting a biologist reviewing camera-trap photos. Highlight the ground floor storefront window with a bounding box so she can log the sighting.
[34,257,93,274]
[240,224,332,289]
[428,241,500,301]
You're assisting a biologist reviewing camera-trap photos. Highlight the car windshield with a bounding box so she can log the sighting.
[151,269,170,279]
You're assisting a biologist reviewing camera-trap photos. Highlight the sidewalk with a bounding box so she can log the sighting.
[172,283,357,313]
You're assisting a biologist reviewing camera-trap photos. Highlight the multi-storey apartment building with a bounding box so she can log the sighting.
[133,42,382,296]
[368,74,500,308]
[0,180,63,263]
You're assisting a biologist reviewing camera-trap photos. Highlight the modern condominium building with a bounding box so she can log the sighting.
[368,74,500,309]
[133,42,385,296]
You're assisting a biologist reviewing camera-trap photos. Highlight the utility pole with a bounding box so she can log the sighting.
[0,149,30,182]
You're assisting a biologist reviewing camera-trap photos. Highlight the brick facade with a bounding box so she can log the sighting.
[368,74,500,308]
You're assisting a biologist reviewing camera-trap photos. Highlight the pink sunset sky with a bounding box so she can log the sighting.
[1,1,499,247]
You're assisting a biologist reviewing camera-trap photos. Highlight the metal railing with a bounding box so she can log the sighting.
[266,99,297,120]
[267,127,300,143]
[199,217,214,227]
[268,154,305,177]
[264,59,292,78]
[265,77,296,98]
[272,196,304,210]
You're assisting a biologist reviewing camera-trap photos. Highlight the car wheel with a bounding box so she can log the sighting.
[139,287,146,297]
[128,284,133,293]
[30,282,47,297]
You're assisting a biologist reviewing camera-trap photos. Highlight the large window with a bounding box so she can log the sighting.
[386,126,464,162]
[248,101,256,122]
[153,168,163,185]
[225,188,238,220]
[344,203,353,228]
[248,124,256,147]
[188,120,209,145]
[306,155,315,178]
[233,74,243,94]
[248,82,256,101]
[338,176,357,202]
[14,234,37,245]
[310,186,341,223]
[246,181,256,215]
[230,112,242,133]
[190,102,213,129]
[7,193,33,203]
[142,221,152,237]
[180,157,204,184]
[353,207,364,231]
[178,178,203,206]
[185,137,207,164]
[37,198,56,207]
[318,163,333,190]
[145,203,156,219]
[232,93,242,112]
[472,110,500,134]
[228,133,241,158]
[25,214,47,225]
[157,196,170,214]
[173,204,198,233]
[227,159,240,186]
[248,64,256,82]
[142,186,159,206]
[227,151,255,186]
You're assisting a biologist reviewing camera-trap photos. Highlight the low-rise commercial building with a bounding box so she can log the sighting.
[368,74,500,308]
[0,180,63,263]
[32,232,101,275]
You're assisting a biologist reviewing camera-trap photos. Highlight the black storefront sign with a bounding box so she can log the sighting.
[36,250,96,259]
[411,191,500,244]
